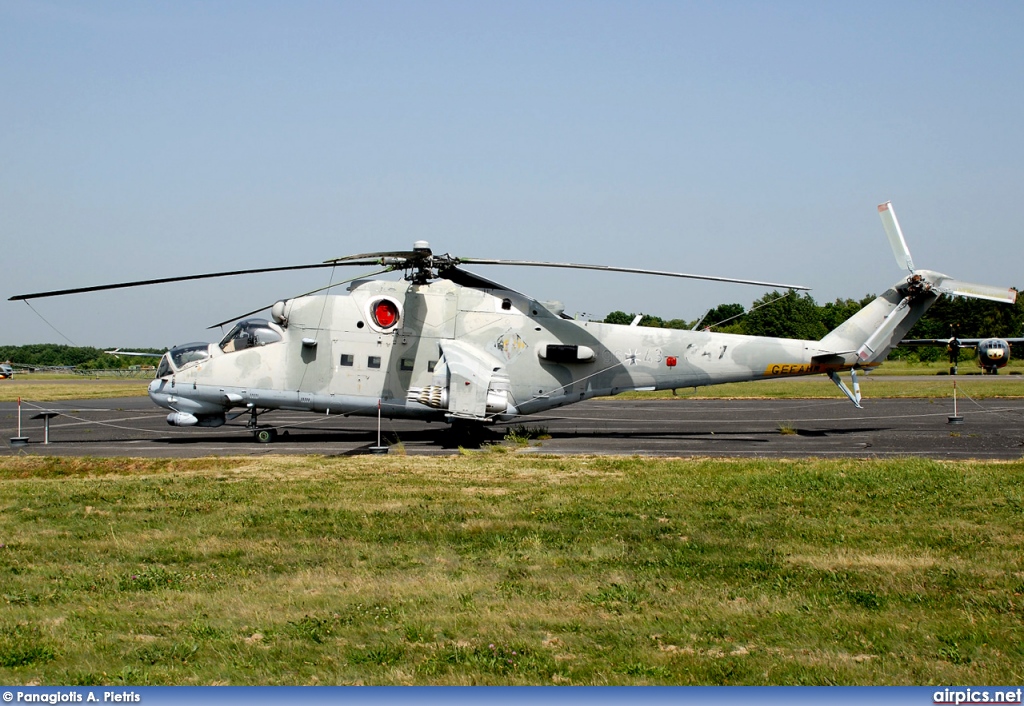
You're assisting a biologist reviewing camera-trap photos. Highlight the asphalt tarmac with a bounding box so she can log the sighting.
[3,394,1023,459]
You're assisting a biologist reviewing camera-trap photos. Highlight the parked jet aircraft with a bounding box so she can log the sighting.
[9,202,1018,442]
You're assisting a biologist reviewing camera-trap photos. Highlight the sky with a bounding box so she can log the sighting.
[3,1,1023,348]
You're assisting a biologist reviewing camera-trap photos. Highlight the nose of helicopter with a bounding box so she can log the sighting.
[148,378,172,409]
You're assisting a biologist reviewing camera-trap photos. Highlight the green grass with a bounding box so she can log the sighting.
[4,359,1022,403]
[0,379,150,402]
[619,371,1024,400]
[2,359,1022,403]
[2,454,1023,685]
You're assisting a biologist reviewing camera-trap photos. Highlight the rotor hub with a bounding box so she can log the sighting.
[902,272,932,299]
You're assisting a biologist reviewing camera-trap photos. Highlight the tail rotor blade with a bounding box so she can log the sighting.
[878,201,915,273]
[936,279,1018,304]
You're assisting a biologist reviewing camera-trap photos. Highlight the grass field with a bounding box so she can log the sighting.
[619,373,1024,400]
[1,360,1023,403]
[0,379,150,402]
[2,454,1023,685]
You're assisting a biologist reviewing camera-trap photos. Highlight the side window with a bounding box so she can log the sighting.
[340,354,354,367]
[368,356,381,369]
[427,360,437,372]
[400,359,414,371]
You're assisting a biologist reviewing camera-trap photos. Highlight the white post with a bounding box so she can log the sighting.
[377,399,382,448]
[10,397,29,446]
[948,380,964,424]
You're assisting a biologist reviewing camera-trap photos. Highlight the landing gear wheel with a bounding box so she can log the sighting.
[255,428,277,443]
[445,419,493,448]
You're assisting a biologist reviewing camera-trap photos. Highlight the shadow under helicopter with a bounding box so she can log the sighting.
[145,420,892,451]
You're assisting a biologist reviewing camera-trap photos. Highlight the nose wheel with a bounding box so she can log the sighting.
[246,406,278,443]
[254,427,278,443]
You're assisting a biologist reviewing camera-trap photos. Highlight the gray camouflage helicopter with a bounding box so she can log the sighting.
[10,202,1017,442]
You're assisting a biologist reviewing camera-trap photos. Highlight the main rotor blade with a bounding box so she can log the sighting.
[878,201,915,273]
[324,251,422,264]
[455,258,809,290]
[437,265,528,296]
[206,268,392,329]
[8,262,368,301]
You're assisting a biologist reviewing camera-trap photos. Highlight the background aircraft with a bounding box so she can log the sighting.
[898,334,1024,374]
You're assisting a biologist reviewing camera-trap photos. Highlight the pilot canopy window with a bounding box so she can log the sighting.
[157,342,211,376]
[219,319,283,353]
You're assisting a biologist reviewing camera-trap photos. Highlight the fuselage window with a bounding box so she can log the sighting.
[368,356,382,369]
[400,358,414,371]
[340,354,354,367]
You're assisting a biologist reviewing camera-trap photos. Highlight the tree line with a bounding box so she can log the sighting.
[0,344,166,370]
[603,288,1024,361]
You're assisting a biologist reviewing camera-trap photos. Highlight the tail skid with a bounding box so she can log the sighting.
[829,369,862,408]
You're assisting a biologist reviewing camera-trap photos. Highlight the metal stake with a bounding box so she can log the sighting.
[370,398,388,454]
[11,397,29,446]
[948,380,964,424]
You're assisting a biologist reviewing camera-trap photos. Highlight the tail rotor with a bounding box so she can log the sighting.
[855,202,1017,364]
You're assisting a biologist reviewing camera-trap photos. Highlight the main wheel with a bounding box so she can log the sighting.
[255,428,277,443]
[445,419,494,448]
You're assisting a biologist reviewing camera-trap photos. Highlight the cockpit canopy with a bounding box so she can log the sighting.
[156,342,211,377]
[155,319,284,377]
[219,318,283,353]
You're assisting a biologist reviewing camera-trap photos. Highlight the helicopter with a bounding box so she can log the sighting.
[9,201,1018,443]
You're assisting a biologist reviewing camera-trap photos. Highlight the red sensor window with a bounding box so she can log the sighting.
[372,300,399,329]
